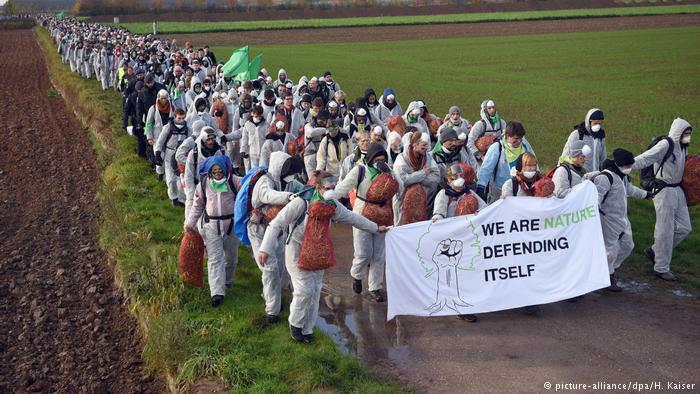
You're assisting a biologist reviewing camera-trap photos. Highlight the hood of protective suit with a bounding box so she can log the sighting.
[404,101,421,117]
[194,96,208,111]
[278,68,287,78]
[669,118,691,142]
[191,119,206,137]
[479,99,496,122]
[191,75,202,90]
[268,151,290,181]
[298,75,308,87]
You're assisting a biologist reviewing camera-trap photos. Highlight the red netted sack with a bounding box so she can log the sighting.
[458,163,476,185]
[361,173,399,226]
[683,155,700,206]
[178,231,205,288]
[265,205,284,221]
[533,177,555,197]
[455,193,479,216]
[476,135,498,155]
[211,100,229,133]
[429,118,441,135]
[402,184,428,224]
[298,201,337,271]
[386,115,406,135]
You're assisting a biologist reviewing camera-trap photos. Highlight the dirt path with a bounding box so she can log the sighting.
[322,224,700,393]
[0,27,161,393]
[175,14,700,47]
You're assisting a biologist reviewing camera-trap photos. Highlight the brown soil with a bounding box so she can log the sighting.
[172,14,700,48]
[325,224,700,393]
[0,27,162,393]
[87,0,700,23]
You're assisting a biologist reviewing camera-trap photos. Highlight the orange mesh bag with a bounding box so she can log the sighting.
[265,205,284,221]
[211,100,229,133]
[458,163,476,185]
[386,115,406,135]
[429,118,441,136]
[682,155,700,206]
[361,173,399,226]
[455,194,479,216]
[402,183,428,224]
[476,135,498,156]
[533,177,555,197]
[298,201,338,271]
[178,231,205,288]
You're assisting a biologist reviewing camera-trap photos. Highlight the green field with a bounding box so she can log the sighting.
[117,5,700,34]
[213,26,700,287]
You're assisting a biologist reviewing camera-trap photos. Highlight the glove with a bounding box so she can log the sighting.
[288,193,298,202]
[220,135,228,144]
[431,215,441,222]
[476,185,487,201]
[242,153,249,159]
[154,151,163,166]
[645,191,654,200]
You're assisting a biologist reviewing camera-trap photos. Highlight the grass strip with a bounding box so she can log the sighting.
[35,26,401,393]
[113,5,700,35]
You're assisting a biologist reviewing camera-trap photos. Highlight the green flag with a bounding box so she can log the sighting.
[221,46,249,78]
[57,11,65,19]
[235,53,263,82]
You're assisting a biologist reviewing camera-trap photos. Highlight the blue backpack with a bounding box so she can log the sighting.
[234,166,269,246]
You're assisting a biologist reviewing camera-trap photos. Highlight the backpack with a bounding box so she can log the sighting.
[233,166,269,246]
[640,136,675,192]
[545,163,573,186]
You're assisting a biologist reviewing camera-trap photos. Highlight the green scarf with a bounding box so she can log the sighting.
[489,113,501,128]
[503,137,525,166]
[431,140,443,154]
[366,165,381,181]
[558,155,574,165]
[311,189,337,206]
[210,178,229,193]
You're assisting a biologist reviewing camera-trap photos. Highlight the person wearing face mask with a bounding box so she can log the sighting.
[185,75,203,109]
[501,153,543,198]
[631,118,693,281]
[183,126,226,217]
[248,153,301,324]
[387,131,403,167]
[296,93,313,123]
[327,100,343,127]
[185,156,243,308]
[552,140,591,199]
[259,171,389,342]
[144,88,173,180]
[260,120,291,167]
[344,106,372,139]
[241,105,269,172]
[155,109,191,207]
[273,68,289,89]
[476,122,536,203]
[432,163,485,221]
[186,96,219,134]
[171,80,187,112]
[377,88,403,123]
[584,149,652,291]
[323,71,341,98]
[403,101,429,136]
[303,109,330,177]
[334,143,402,302]
[393,132,441,225]
[201,78,213,102]
[260,89,278,123]
[431,126,478,180]
[467,99,508,165]
[438,106,471,141]
[561,109,607,173]
[232,92,254,137]
[275,92,304,140]
[340,130,370,181]
[190,58,206,82]
[316,121,352,177]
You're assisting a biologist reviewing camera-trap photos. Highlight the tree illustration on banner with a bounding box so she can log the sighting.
[417,215,481,315]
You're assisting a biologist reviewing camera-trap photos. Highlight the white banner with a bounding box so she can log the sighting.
[386,182,610,320]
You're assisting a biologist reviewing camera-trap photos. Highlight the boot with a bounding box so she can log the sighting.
[290,325,308,343]
[644,247,655,265]
[458,314,478,322]
[265,314,280,325]
[157,173,164,182]
[172,199,185,207]
[210,295,224,308]
[605,274,622,292]
[303,333,315,343]
[352,278,362,294]
[370,290,384,303]
[654,271,678,282]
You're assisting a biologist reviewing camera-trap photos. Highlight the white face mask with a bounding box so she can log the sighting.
[523,171,537,179]
[197,110,204,116]
[253,116,262,123]
[212,177,226,184]
[442,146,452,154]
[591,124,601,133]
[451,177,465,189]
[620,167,632,175]
[322,190,335,200]
[681,136,691,144]
[283,175,295,183]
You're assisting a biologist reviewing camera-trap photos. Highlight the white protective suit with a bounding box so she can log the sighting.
[154,120,190,201]
[392,149,441,225]
[630,118,692,274]
[560,108,608,173]
[241,118,269,172]
[466,100,508,162]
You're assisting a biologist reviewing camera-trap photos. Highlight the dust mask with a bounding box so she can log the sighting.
[322,190,335,200]
[620,168,632,175]
[451,177,465,189]
[523,171,537,179]
[283,175,295,183]
[591,124,601,133]
[681,136,691,144]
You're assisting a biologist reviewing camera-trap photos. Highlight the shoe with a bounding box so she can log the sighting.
[458,314,478,322]
[645,247,655,265]
[172,199,185,207]
[266,314,280,324]
[605,274,622,292]
[566,295,585,303]
[654,271,678,282]
[370,290,384,303]
[211,295,224,308]
[290,325,307,343]
[352,279,362,294]
[225,283,232,289]
[523,305,541,316]
[303,333,315,343]
[157,174,164,182]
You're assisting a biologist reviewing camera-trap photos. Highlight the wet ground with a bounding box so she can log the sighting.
[320,224,700,393]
